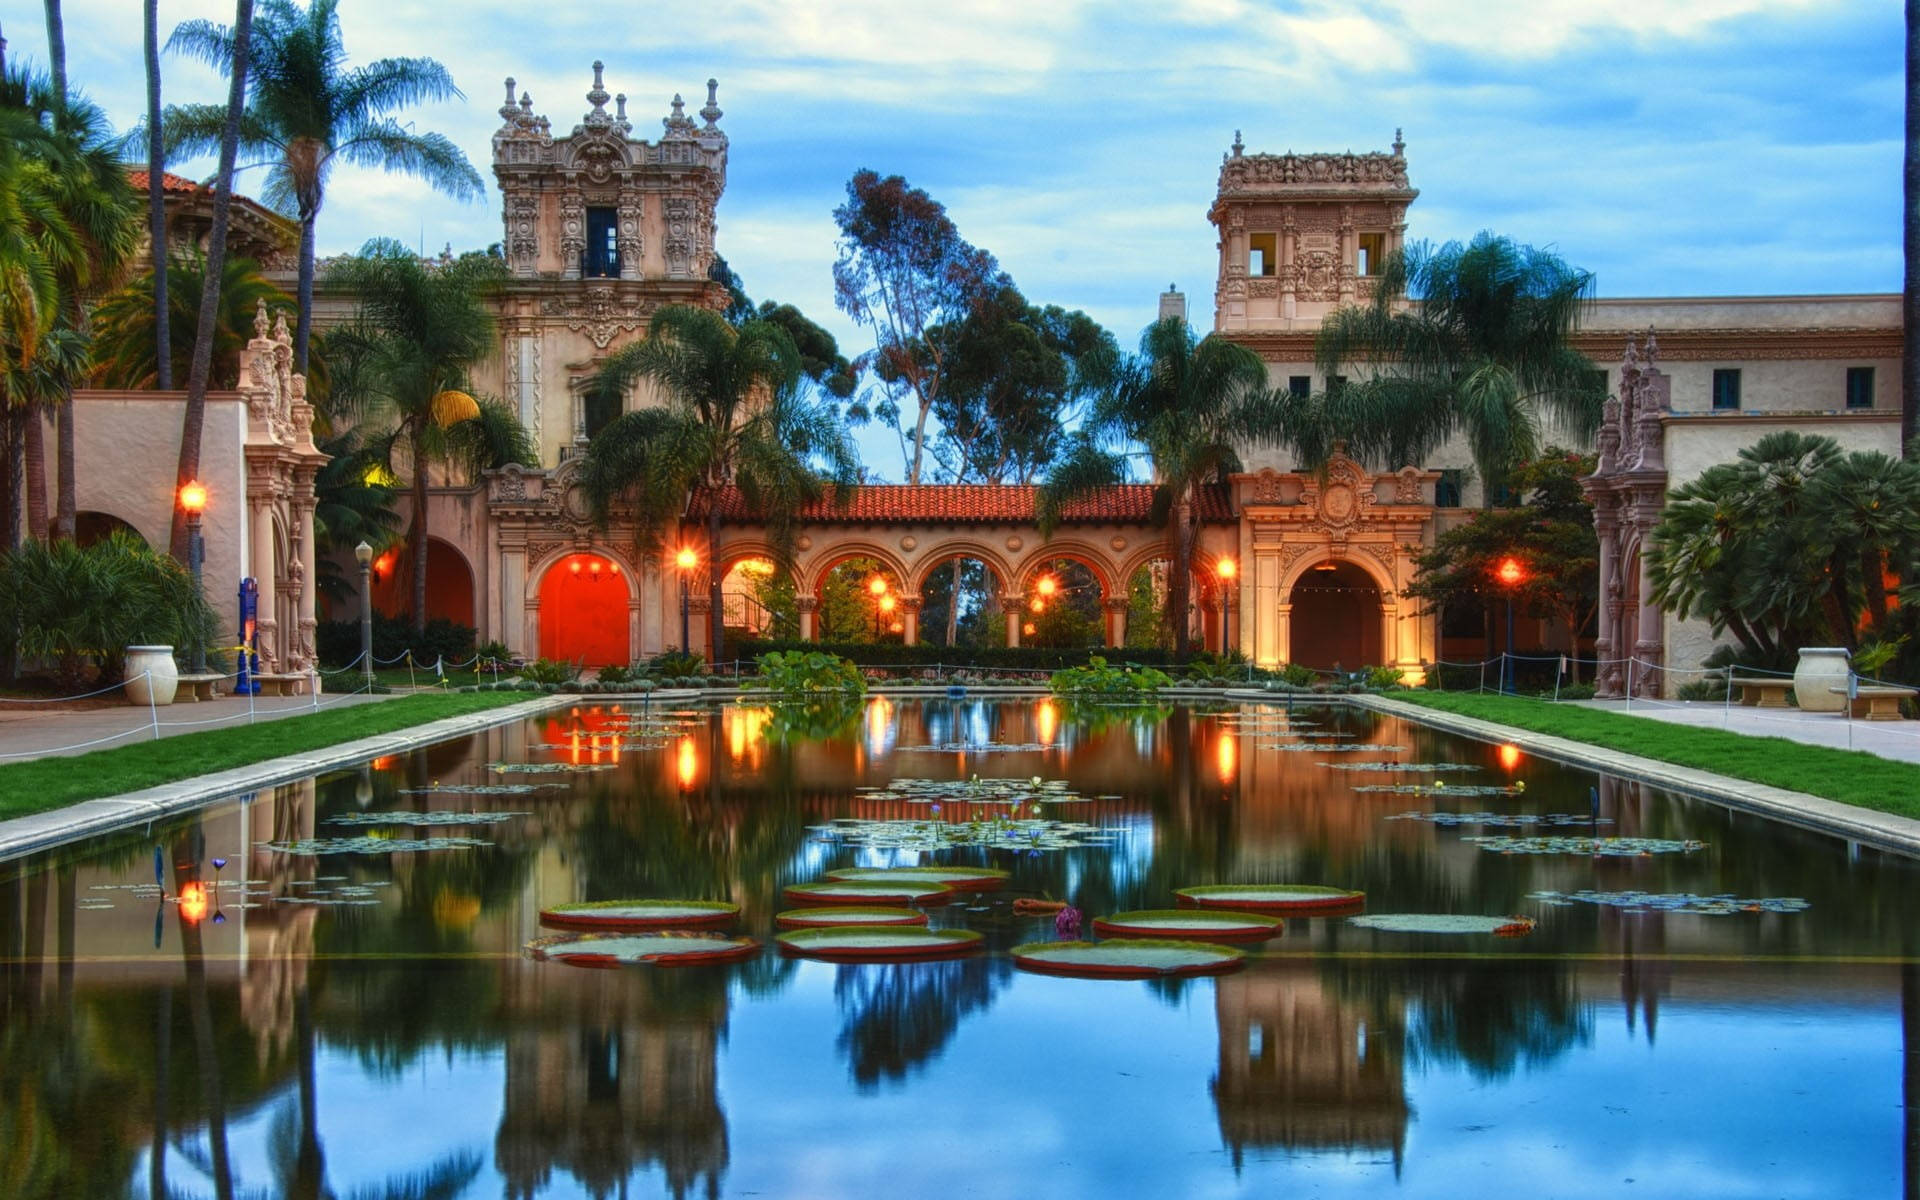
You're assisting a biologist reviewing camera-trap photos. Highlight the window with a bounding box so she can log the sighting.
[1288,375,1311,399]
[1435,469,1463,508]
[1711,368,1741,411]
[1356,232,1386,277]
[582,386,622,440]
[1847,366,1875,410]
[1329,375,1347,395]
[583,206,620,278]
[1247,232,1277,278]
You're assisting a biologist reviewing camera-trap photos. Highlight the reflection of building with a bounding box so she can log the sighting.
[495,962,729,1200]
[1212,962,1408,1167]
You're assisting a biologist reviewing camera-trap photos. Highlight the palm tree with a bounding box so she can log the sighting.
[579,304,861,663]
[144,0,170,390]
[89,251,289,389]
[162,0,484,373]
[1315,231,1605,503]
[324,240,534,633]
[1037,315,1273,657]
[1807,449,1920,634]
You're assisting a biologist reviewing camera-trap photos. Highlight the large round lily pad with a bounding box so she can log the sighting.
[1175,884,1365,914]
[1091,909,1282,942]
[1010,939,1245,979]
[1349,913,1536,936]
[825,865,1011,891]
[539,899,740,931]
[783,880,956,906]
[775,906,930,929]
[776,926,982,961]
[525,932,759,968]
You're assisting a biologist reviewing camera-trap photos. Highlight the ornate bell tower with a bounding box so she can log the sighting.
[1208,130,1417,332]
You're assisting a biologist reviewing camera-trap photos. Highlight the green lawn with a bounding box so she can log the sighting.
[0,691,532,819]
[1390,691,1920,819]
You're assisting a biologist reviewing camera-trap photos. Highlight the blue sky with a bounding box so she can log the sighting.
[13,0,1905,473]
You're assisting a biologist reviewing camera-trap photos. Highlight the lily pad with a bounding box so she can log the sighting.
[1262,743,1408,753]
[1354,784,1524,797]
[1384,810,1609,827]
[526,932,759,968]
[775,906,930,929]
[1010,939,1246,979]
[897,742,1053,754]
[540,899,740,931]
[1350,913,1537,935]
[264,835,494,855]
[1319,762,1482,773]
[1090,909,1282,942]
[1527,889,1810,915]
[326,810,529,826]
[775,926,983,961]
[825,865,1010,891]
[397,784,567,796]
[1175,884,1365,914]
[488,762,617,774]
[783,880,957,906]
[1465,835,1706,857]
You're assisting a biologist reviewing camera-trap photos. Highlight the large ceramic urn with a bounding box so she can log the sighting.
[1792,647,1850,713]
[124,646,179,706]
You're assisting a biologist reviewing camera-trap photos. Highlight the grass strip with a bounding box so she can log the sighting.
[1390,691,1920,819]
[0,692,530,818]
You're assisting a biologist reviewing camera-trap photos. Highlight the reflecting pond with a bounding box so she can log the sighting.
[2,697,1917,1198]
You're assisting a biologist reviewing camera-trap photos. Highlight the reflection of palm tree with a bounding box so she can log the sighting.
[833,957,1013,1090]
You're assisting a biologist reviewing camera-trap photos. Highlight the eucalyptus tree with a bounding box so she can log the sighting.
[163,0,484,371]
[325,241,534,633]
[1038,315,1274,658]
[579,304,861,663]
[1314,232,1605,502]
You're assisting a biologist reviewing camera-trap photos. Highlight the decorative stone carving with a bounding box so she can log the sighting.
[505,192,540,271]
[1005,536,1023,552]
[558,190,585,276]
[1296,452,1377,532]
[526,539,568,565]
[539,285,652,349]
[1296,249,1340,302]
[664,196,695,278]
[1392,466,1422,504]
[899,535,917,551]
[1248,278,1278,299]
[1249,468,1284,505]
[1109,536,1127,551]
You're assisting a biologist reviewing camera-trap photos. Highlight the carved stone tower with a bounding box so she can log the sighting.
[1209,129,1417,332]
[490,63,730,460]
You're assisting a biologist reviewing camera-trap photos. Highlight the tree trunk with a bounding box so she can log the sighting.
[708,502,725,665]
[295,211,317,373]
[945,558,963,646]
[44,0,76,543]
[41,0,66,104]
[1,408,20,553]
[171,0,254,561]
[1905,0,1919,458]
[149,986,171,1200]
[1169,499,1195,659]
[23,408,46,542]
[410,429,429,635]
[55,391,75,540]
[145,0,170,390]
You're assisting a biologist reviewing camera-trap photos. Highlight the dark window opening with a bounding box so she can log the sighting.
[1435,469,1463,508]
[1711,368,1741,411]
[1288,375,1311,399]
[1357,232,1385,277]
[583,387,622,440]
[583,206,620,278]
[1847,366,1875,409]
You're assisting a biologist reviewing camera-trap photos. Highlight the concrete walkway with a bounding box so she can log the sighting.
[0,688,399,763]
[1566,696,1920,765]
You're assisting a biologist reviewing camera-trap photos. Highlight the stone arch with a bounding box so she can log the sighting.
[73,510,147,548]
[714,540,796,641]
[798,541,912,597]
[1017,538,1119,596]
[1284,555,1386,671]
[1115,540,1182,594]
[530,545,640,667]
[907,539,1014,597]
[371,535,477,628]
[1278,546,1395,597]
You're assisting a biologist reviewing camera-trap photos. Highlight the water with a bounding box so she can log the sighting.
[1,697,1916,1199]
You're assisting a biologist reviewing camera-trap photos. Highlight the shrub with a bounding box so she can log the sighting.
[1279,663,1316,688]
[0,531,218,689]
[596,663,633,685]
[1365,666,1406,690]
[729,638,1177,671]
[644,650,707,678]
[1051,656,1174,697]
[744,650,866,697]
[1674,677,1730,702]
[520,657,577,686]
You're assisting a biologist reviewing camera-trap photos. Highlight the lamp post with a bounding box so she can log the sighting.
[1217,557,1237,656]
[180,481,208,672]
[676,547,698,654]
[867,575,889,640]
[1495,555,1525,694]
[355,541,375,689]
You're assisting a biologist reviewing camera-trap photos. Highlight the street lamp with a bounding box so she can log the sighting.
[1217,557,1237,656]
[355,541,375,689]
[1495,555,1526,694]
[676,547,698,653]
[180,481,208,673]
[877,593,896,639]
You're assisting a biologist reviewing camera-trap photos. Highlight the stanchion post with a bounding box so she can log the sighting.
[355,542,375,691]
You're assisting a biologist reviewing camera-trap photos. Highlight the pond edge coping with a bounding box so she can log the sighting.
[1350,692,1920,858]
[0,688,711,864]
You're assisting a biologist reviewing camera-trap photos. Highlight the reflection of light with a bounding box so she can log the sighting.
[570,729,581,764]
[1036,699,1058,745]
[725,706,770,764]
[1215,731,1238,785]
[677,735,699,789]
[1497,742,1523,772]
[866,695,896,756]
[178,881,209,923]
[368,755,398,772]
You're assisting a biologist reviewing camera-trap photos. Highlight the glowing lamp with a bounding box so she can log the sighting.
[429,389,481,428]
[1217,557,1237,581]
[1023,621,1037,636]
[570,559,583,575]
[1030,598,1045,613]
[1496,556,1526,587]
[675,547,698,571]
[355,541,373,566]
[1037,576,1058,598]
[179,480,207,514]
[589,559,603,580]
[879,594,897,615]
[868,576,889,597]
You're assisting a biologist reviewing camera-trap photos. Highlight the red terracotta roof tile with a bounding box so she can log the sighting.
[693,483,1235,525]
[126,169,207,194]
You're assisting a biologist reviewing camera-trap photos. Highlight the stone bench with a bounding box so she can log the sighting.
[1729,676,1795,708]
[1828,684,1917,721]
[175,673,227,702]
[252,672,310,697]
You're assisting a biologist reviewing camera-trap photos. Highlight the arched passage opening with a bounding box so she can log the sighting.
[371,536,476,627]
[538,552,632,667]
[915,551,1005,649]
[1288,560,1382,671]
[815,556,905,643]
[1019,557,1105,648]
[720,554,798,640]
[73,511,146,548]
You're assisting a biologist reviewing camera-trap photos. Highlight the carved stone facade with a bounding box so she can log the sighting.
[1583,333,1674,697]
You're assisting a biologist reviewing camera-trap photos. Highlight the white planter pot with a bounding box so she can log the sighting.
[1792,647,1850,712]
[125,646,179,706]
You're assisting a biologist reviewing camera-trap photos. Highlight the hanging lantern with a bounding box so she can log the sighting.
[430,389,482,428]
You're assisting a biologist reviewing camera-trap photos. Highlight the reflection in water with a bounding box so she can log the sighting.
[0,699,1916,1196]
